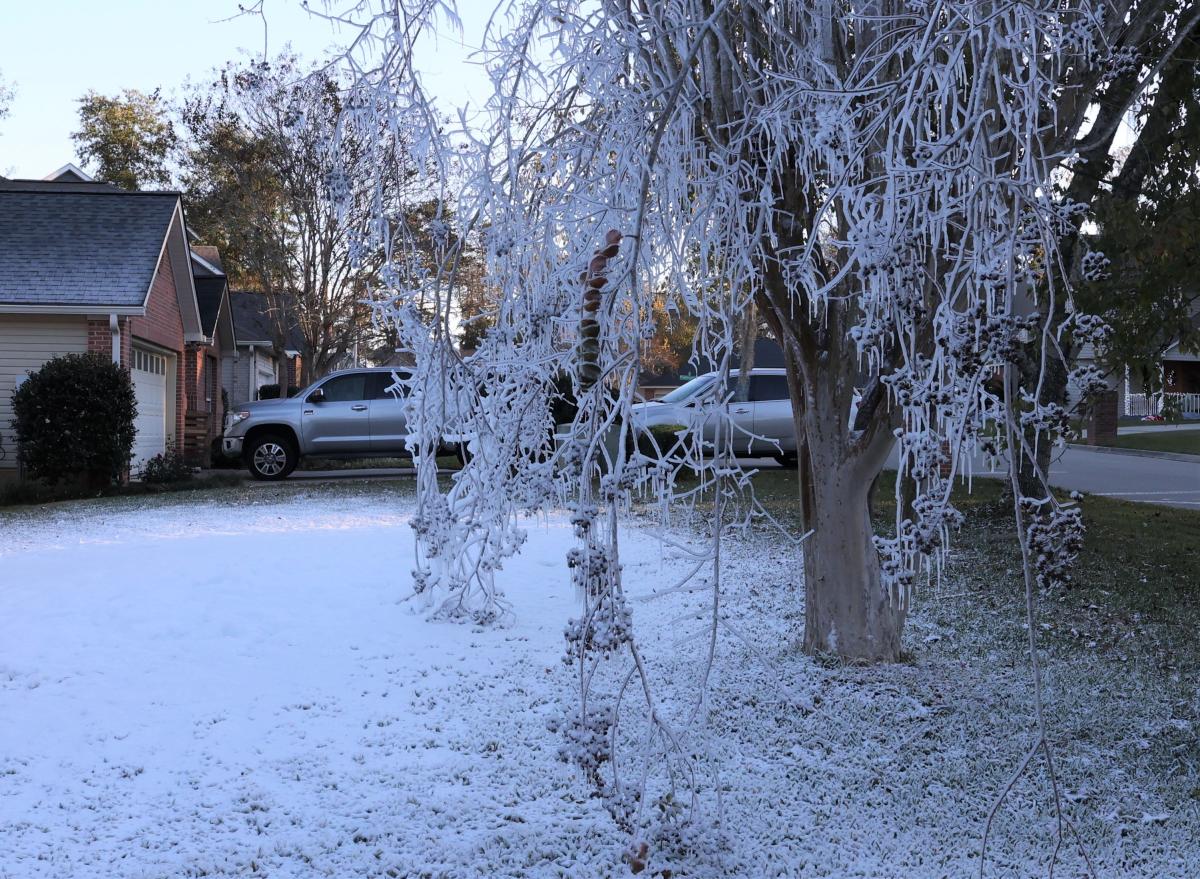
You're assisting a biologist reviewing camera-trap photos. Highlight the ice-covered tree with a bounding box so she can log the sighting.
[312,0,1196,866]
[328,0,1187,655]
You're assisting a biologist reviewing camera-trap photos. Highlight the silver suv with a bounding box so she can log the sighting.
[223,367,417,480]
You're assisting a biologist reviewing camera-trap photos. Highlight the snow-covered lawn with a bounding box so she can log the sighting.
[1,487,1196,877]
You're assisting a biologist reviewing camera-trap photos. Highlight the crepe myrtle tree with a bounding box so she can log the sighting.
[315,0,1195,868]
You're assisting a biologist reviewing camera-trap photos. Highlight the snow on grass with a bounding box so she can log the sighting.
[0,491,1196,877]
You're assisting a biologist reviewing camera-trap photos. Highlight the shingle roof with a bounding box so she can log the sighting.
[0,179,123,194]
[0,185,180,308]
[229,290,304,349]
[194,276,226,337]
[191,245,224,274]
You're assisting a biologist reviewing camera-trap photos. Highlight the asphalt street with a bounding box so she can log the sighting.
[737,443,1199,509]
[873,443,1200,509]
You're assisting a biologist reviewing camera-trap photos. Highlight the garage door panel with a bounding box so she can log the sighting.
[132,348,168,471]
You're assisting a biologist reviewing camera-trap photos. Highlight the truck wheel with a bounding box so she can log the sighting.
[774,452,799,470]
[246,434,297,480]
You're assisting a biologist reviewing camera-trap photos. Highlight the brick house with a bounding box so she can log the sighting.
[0,166,212,479]
[184,247,236,465]
[224,290,304,405]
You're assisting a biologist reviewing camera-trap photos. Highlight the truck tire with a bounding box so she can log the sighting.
[246,433,297,481]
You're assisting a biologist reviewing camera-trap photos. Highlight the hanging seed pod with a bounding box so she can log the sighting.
[577,229,623,391]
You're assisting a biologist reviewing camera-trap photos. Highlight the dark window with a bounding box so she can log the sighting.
[366,372,410,400]
[749,374,789,402]
[316,374,368,402]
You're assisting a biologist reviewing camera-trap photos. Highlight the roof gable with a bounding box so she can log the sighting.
[0,186,182,310]
[43,163,94,183]
[195,275,227,336]
[229,290,304,349]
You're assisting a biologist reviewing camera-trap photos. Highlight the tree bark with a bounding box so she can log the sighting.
[1015,342,1068,501]
[800,450,905,661]
[769,311,905,663]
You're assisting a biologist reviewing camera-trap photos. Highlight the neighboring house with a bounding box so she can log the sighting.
[224,291,303,405]
[186,247,236,464]
[1122,338,1200,417]
[1160,341,1200,393]
[0,166,210,479]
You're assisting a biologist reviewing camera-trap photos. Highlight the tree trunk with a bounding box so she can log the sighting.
[798,433,905,662]
[1015,342,1068,501]
[773,326,905,663]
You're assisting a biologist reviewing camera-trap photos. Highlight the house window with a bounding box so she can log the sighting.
[134,349,166,374]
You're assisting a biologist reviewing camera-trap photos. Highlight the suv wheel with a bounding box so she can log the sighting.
[455,442,472,468]
[246,434,297,480]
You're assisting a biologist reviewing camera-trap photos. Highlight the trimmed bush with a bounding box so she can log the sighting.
[11,353,136,487]
[257,383,301,400]
[139,445,192,484]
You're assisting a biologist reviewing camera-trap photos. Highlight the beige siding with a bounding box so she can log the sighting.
[223,346,279,405]
[0,316,89,470]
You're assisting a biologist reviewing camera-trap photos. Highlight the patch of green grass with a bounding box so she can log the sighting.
[0,473,246,509]
[736,466,1200,676]
[1105,430,1200,456]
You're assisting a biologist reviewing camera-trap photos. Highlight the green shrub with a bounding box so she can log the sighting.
[139,445,192,483]
[11,353,136,487]
[1160,393,1183,425]
[257,383,301,400]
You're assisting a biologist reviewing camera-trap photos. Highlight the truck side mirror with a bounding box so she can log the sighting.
[308,388,325,404]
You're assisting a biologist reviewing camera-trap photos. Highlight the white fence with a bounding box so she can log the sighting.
[1125,392,1200,417]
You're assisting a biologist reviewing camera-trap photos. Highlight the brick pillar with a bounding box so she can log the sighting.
[1087,390,1118,445]
[86,318,121,363]
[938,439,953,479]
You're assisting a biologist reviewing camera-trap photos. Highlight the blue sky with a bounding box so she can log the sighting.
[0,0,493,179]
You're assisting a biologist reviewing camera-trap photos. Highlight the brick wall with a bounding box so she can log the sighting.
[85,319,112,359]
[183,343,217,466]
[127,247,186,445]
[85,317,133,365]
[1088,390,1119,445]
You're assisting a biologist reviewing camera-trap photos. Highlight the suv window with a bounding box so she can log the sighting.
[749,375,789,402]
[316,374,368,402]
[366,372,410,400]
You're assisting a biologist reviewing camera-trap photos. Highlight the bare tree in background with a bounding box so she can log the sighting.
[180,54,437,384]
[0,71,14,136]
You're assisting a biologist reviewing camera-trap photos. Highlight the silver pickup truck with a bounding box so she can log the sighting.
[629,368,798,466]
[223,367,418,480]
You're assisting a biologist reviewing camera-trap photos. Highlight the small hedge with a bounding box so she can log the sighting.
[11,353,136,487]
[139,446,192,484]
[257,383,301,400]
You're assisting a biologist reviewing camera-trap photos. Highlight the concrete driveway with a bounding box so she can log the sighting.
[873,443,1200,509]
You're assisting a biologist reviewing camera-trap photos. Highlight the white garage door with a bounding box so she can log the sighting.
[132,348,168,471]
